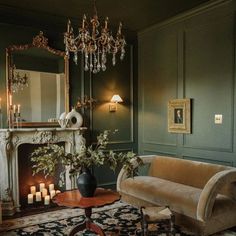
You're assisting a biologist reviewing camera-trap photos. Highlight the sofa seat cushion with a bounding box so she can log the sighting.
[120,176,202,219]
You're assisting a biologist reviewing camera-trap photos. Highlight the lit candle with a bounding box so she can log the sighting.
[17,104,21,114]
[13,104,16,114]
[56,190,61,195]
[27,194,33,204]
[39,183,45,192]
[9,94,12,106]
[36,192,42,202]
[0,98,1,109]
[50,190,56,199]
[30,186,36,195]
[49,184,54,192]
[42,188,48,198]
[44,195,50,205]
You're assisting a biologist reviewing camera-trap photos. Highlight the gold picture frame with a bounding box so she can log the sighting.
[168,98,191,133]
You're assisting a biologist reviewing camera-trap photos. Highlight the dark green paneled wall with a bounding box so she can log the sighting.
[138,0,236,166]
[0,21,136,188]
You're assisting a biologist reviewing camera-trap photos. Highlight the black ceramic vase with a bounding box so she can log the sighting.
[77,168,97,197]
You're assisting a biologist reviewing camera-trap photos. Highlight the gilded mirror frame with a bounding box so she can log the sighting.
[6,31,69,127]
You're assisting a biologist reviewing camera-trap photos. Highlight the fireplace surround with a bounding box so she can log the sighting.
[0,127,86,213]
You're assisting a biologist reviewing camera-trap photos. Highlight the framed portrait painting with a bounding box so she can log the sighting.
[168,98,191,133]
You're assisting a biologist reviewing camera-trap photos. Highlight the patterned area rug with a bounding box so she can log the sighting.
[0,201,236,236]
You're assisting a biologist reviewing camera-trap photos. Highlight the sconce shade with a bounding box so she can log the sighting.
[110,94,123,103]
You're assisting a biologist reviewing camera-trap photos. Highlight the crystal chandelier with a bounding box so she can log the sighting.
[64,0,126,73]
[10,65,29,93]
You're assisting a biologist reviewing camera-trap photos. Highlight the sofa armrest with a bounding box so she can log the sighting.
[116,155,155,192]
[197,169,236,222]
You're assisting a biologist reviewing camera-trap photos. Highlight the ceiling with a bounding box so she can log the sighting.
[0,0,212,34]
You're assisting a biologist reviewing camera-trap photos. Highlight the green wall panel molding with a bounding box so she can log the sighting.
[138,0,236,167]
[143,150,177,157]
[92,45,135,145]
[182,156,233,167]
[184,15,234,151]
[138,26,178,149]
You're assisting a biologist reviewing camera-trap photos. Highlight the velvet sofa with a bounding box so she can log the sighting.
[117,155,236,235]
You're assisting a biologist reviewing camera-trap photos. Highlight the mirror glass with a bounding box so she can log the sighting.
[6,32,69,127]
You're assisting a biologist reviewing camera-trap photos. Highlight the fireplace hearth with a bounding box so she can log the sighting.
[18,143,65,209]
[0,127,85,213]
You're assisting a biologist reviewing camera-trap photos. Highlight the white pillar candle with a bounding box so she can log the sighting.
[36,192,42,202]
[56,190,61,194]
[39,183,45,192]
[50,190,56,199]
[44,195,50,205]
[27,194,33,204]
[9,94,12,106]
[49,183,54,192]
[42,188,48,198]
[30,186,36,195]
[17,104,21,114]
[13,104,16,114]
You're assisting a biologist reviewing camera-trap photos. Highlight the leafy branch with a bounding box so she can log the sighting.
[30,130,143,185]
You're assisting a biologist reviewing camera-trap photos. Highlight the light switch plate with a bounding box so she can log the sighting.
[215,114,223,124]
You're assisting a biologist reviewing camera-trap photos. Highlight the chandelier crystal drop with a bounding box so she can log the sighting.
[64,1,126,74]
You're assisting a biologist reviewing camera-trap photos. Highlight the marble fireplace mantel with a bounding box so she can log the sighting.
[0,127,86,212]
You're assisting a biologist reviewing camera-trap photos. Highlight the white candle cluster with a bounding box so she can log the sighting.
[27,182,61,205]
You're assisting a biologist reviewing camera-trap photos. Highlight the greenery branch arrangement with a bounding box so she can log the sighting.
[30,130,143,186]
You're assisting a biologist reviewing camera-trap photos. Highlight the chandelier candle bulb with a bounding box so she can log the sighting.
[42,188,48,198]
[39,183,45,192]
[27,194,33,204]
[50,190,56,199]
[49,184,54,192]
[30,186,36,195]
[44,195,50,205]
[35,192,42,202]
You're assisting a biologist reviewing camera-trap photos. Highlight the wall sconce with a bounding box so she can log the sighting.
[109,94,123,112]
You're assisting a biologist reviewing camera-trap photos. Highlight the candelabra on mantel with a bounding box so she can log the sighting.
[8,94,22,129]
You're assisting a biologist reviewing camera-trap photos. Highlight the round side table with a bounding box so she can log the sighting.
[53,188,120,236]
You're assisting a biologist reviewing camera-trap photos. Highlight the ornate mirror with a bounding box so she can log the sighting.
[6,32,69,127]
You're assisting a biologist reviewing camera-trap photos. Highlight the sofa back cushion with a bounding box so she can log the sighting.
[149,156,230,189]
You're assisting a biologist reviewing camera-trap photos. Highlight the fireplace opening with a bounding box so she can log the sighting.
[18,142,66,209]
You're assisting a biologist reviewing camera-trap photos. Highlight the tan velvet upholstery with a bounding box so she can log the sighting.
[117,155,236,236]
